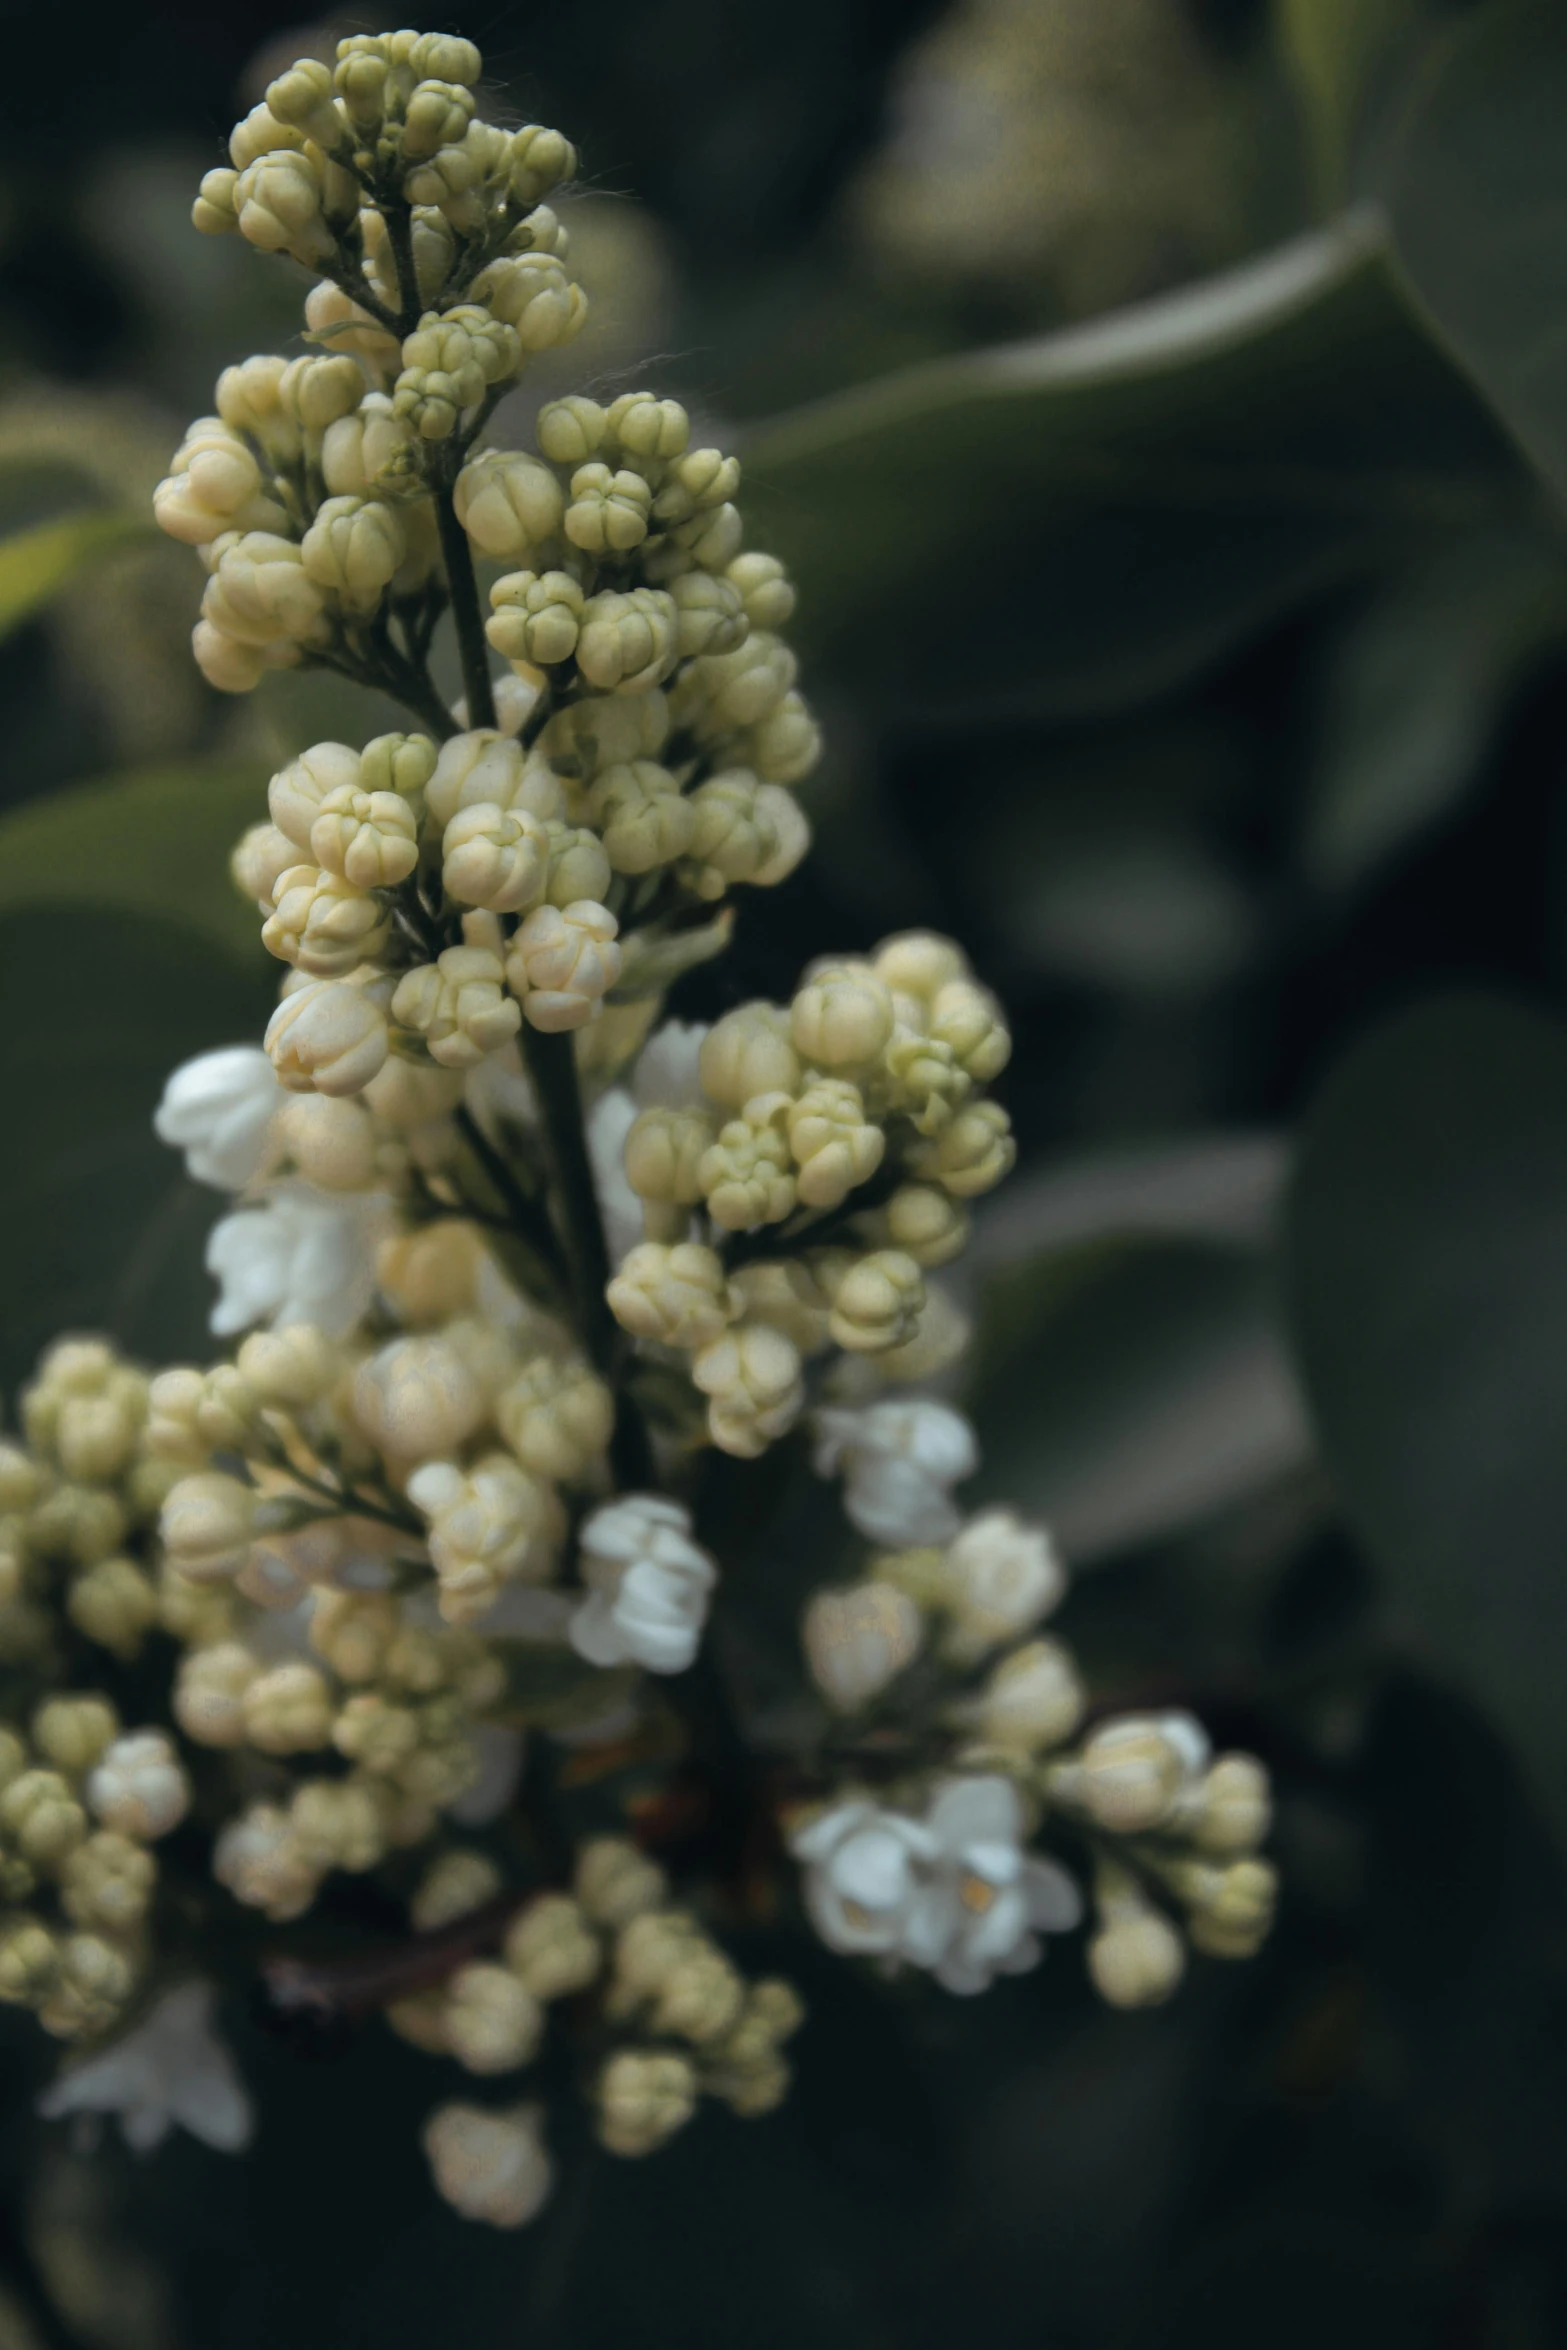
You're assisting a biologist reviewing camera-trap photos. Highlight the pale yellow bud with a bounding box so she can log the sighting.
[28,1480,127,1568]
[410,1850,504,1931]
[266,973,391,1096]
[696,1104,794,1231]
[309,1588,401,1684]
[289,1776,388,1874]
[823,1249,924,1353]
[591,758,692,872]
[407,1454,561,1622]
[442,803,551,913]
[1180,1858,1279,1958]
[270,741,363,850]
[67,1557,160,1660]
[454,450,565,559]
[976,1639,1084,1752]
[190,621,267,694]
[301,494,406,611]
[508,120,576,203]
[910,1100,1016,1198]
[39,1932,138,2040]
[791,963,894,1072]
[606,390,688,459]
[596,2049,697,2156]
[882,1031,971,1137]
[193,166,240,235]
[741,688,821,785]
[783,1079,882,1209]
[495,1356,614,1482]
[331,1691,421,1775]
[231,821,299,911]
[214,1802,319,1920]
[32,1696,118,1779]
[0,1769,85,1868]
[54,1390,142,1484]
[273,1091,379,1191]
[264,57,341,142]
[1089,1907,1187,2008]
[215,354,296,454]
[576,589,677,693]
[320,394,418,497]
[157,1561,236,1647]
[1074,1721,1196,1836]
[607,1241,732,1350]
[304,280,400,371]
[698,1003,798,1111]
[423,2100,553,2229]
[667,569,747,661]
[505,901,620,1032]
[203,533,328,650]
[623,1106,715,1212]
[929,977,1011,1083]
[574,1837,665,1929]
[803,1580,922,1712]
[875,1183,969,1269]
[487,568,584,666]
[376,1222,483,1326]
[0,1916,59,2006]
[944,1507,1065,1660]
[536,395,605,465]
[306,785,418,890]
[445,1961,544,2074]
[471,251,584,350]
[691,1322,803,1457]
[159,1472,256,1583]
[504,1894,601,2000]
[173,1641,260,1748]
[233,150,333,263]
[353,1334,486,1462]
[393,945,522,1069]
[564,462,650,556]
[726,550,795,630]
[279,354,365,434]
[426,730,537,828]
[263,863,388,976]
[60,1830,156,1937]
[401,77,475,160]
[542,822,612,907]
[1189,1755,1272,1858]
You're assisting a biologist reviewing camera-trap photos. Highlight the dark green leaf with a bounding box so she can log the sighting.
[1384,0,1567,500]
[1286,991,1567,1843]
[0,909,274,1400]
[0,759,270,959]
[741,212,1521,717]
[0,511,151,641]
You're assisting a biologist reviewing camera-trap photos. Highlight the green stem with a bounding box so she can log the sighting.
[383,203,423,336]
[523,1026,654,1490]
[434,457,497,729]
[455,1104,570,1295]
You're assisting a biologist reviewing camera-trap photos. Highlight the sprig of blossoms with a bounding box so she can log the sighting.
[1,26,1276,2234]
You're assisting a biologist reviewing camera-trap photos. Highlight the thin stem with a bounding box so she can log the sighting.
[523,1026,654,1490]
[433,454,497,729]
[317,257,402,336]
[383,202,423,335]
[455,1105,571,1294]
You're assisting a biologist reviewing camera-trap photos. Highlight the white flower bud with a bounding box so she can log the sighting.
[289,1776,389,1874]
[32,1696,118,1779]
[814,1399,979,1546]
[278,355,364,434]
[486,567,584,667]
[929,977,1011,1083]
[574,1837,666,1928]
[697,1105,796,1231]
[232,821,299,910]
[454,450,565,559]
[426,730,552,828]
[233,151,333,263]
[269,741,363,849]
[304,279,400,371]
[872,1183,970,1269]
[309,1589,401,1684]
[154,1046,282,1191]
[193,167,240,235]
[213,1803,318,1921]
[668,570,746,660]
[823,1248,925,1354]
[542,823,612,907]
[508,121,576,202]
[591,758,693,872]
[353,1335,486,1462]
[786,1078,883,1210]
[803,1581,922,1712]
[59,1830,156,1936]
[266,974,391,1096]
[445,1962,544,2074]
[423,2101,553,2228]
[726,550,795,630]
[1089,1906,1187,2008]
[174,1642,260,1747]
[39,1932,139,2040]
[159,1473,256,1583]
[1181,1858,1278,1958]
[681,774,808,898]
[944,1508,1065,1661]
[86,1731,189,1841]
[409,1851,503,1931]
[576,589,677,692]
[569,1494,717,1675]
[1072,1713,1211,1835]
[1189,1755,1272,1857]
[471,251,584,350]
[240,1662,334,1755]
[563,462,650,556]
[698,1002,799,1108]
[691,1323,804,1457]
[319,393,418,497]
[308,785,419,889]
[407,1453,560,1622]
[67,1558,160,1661]
[596,2049,696,2156]
[505,902,621,1032]
[273,1090,378,1192]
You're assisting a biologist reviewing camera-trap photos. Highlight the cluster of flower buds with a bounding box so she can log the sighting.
[0,25,1276,2224]
[394,1836,802,2221]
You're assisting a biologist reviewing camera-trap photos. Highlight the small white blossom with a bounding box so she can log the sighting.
[423,2099,553,2229]
[205,1182,388,1336]
[813,1398,979,1545]
[37,1982,253,2154]
[569,1494,717,1675]
[791,1773,1081,1995]
[154,1047,281,1190]
[86,1731,191,1842]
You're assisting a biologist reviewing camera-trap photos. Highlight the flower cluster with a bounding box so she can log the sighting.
[1,28,1276,2234]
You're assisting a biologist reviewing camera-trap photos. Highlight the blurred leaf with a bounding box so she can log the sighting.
[967,1235,1310,1563]
[1385,0,1567,500]
[972,1134,1288,1267]
[1279,0,1423,203]
[0,760,270,958]
[1286,992,1567,1843]
[742,211,1521,718]
[494,1644,636,1729]
[0,909,273,1399]
[1301,527,1567,889]
[0,511,150,641]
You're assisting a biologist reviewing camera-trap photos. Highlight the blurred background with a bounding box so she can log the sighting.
[6,1,1567,2344]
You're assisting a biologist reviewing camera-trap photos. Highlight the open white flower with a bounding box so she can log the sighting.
[36,1981,253,2153]
[633,1019,709,1109]
[205,1182,388,1335]
[813,1398,979,1545]
[791,1773,1081,1995]
[154,1047,281,1190]
[568,1493,717,1675]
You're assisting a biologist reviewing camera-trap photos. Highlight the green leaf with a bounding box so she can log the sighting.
[0,909,274,1401]
[1286,991,1567,1844]
[0,509,152,640]
[740,212,1520,717]
[1300,528,1567,889]
[0,759,271,959]
[1383,0,1567,501]
[965,1223,1309,1565]
[493,1642,636,1728]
